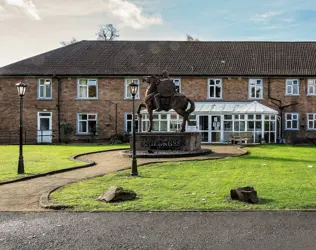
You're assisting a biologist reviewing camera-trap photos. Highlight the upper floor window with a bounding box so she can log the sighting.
[307,113,316,130]
[124,79,140,99]
[249,79,263,99]
[286,79,299,95]
[285,113,299,130]
[38,79,52,99]
[307,79,316,95]
[208,79,222,99]
[171,78,181,93]
[77,79,98,99]
[77,113,97,134]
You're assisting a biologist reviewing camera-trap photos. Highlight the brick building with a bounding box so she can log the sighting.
[1,40,316,144]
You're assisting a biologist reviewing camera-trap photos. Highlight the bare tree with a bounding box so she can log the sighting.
[96,24,119,41]
[60,37,78,46]
[186,34,199,41]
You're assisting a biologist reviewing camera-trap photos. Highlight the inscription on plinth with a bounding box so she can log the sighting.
[131,132,201,152]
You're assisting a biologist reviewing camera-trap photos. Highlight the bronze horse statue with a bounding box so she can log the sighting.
[137,75,195,132]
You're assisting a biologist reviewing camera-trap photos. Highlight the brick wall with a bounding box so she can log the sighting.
[1,76,316,144]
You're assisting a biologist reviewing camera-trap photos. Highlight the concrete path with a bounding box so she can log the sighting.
[1,211,316,250]
[0,145,244,211]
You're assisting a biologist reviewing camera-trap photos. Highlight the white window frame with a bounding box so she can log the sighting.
[307,79,316,96]
[285,79,299,96]
[171,78,181,93]
[207,78,222,99]
[77,79,98,99]
[38,79,52,99]
[124,79,140,99]
[248,79,263,99]
[307,113,316,130]
[285,113,299,130]
[124,113,139,133]
[77,113,98,134]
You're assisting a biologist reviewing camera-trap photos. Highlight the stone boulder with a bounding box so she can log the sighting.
[98,186,137,202]
[230,186,259,204]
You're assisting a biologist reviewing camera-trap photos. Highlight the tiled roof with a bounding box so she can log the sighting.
[2,40,316,76]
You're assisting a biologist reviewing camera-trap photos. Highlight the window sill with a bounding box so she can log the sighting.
[306,94,316,96]
[76,98,99,100]
[37,98,52,100]
[124,97,140,100]
[285,94,300,97]
[207,97,223,100]
[248,98,264,100]
[284,129,300,131]
[306,129,316,131]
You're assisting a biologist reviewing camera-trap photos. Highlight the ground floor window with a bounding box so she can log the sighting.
[285,113,299,130]
[125,113,139,133]
[307,113,316,130]
[77,113,97,134]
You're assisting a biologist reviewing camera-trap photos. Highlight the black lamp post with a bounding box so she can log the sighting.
[129,82,139,176]
[16,81,27,174]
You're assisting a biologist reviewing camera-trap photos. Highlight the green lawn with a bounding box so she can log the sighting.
[51,145,316,211]
[0,144,128,182]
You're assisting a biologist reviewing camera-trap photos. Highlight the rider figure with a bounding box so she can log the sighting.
[154,70,176,112]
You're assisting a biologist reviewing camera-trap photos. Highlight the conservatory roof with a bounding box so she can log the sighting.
[194,101,278,114]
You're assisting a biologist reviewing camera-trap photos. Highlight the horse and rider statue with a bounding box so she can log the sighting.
[137,71,195,132]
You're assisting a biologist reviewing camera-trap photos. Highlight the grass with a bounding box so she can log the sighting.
[0,144,129,182]
[51,145,316,211]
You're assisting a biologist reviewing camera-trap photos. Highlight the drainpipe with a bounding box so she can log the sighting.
[115,102,118,135]
[268,78,283,142]
[57,77,62,143]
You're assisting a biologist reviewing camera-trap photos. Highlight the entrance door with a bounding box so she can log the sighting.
[210,115,221,142]
[37,112,52,143]
[199,115,209,143]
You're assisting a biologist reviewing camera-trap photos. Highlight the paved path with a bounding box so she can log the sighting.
[0,145,244,211]
[1,211,316,250]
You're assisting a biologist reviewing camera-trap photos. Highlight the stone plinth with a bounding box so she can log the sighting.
[132,132,201,151]
[122,132,212,158]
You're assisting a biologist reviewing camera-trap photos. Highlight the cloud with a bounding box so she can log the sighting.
[251,11,283,23]
[38,0,163,29]
[105,0,163,29]
[5,0,40,20]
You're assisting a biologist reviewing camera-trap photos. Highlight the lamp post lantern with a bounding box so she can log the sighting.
[16,81,27,174]
[129,81,139,176]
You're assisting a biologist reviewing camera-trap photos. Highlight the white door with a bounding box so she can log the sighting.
[210,115,222,143]
[37,112,52,143]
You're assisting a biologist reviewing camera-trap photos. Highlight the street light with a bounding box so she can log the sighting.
[129,81,139,176]
[16,81,27,174]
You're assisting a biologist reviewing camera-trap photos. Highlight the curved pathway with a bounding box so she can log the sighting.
[0,145,245,211]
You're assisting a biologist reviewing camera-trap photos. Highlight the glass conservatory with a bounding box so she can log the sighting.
[134,101,279,144]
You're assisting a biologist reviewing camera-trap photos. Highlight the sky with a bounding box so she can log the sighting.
[1,0,316,66]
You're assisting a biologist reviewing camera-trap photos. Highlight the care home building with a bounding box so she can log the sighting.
[1,40,316,144]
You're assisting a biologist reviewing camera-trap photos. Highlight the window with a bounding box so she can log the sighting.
[171,78,181,93]
[307,80,316,95]
[77,113,97,134]
[286,79,299,95]
[125,79,140,99]
[285,113,299,130]
[125,113,139,133]
[38,79,52,99]
[208,79,222,99]
[77,79,98,99]
[249,79,263,99]
[307,113,316,130]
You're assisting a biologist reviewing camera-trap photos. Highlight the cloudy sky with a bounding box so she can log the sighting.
[1,0,316,66]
